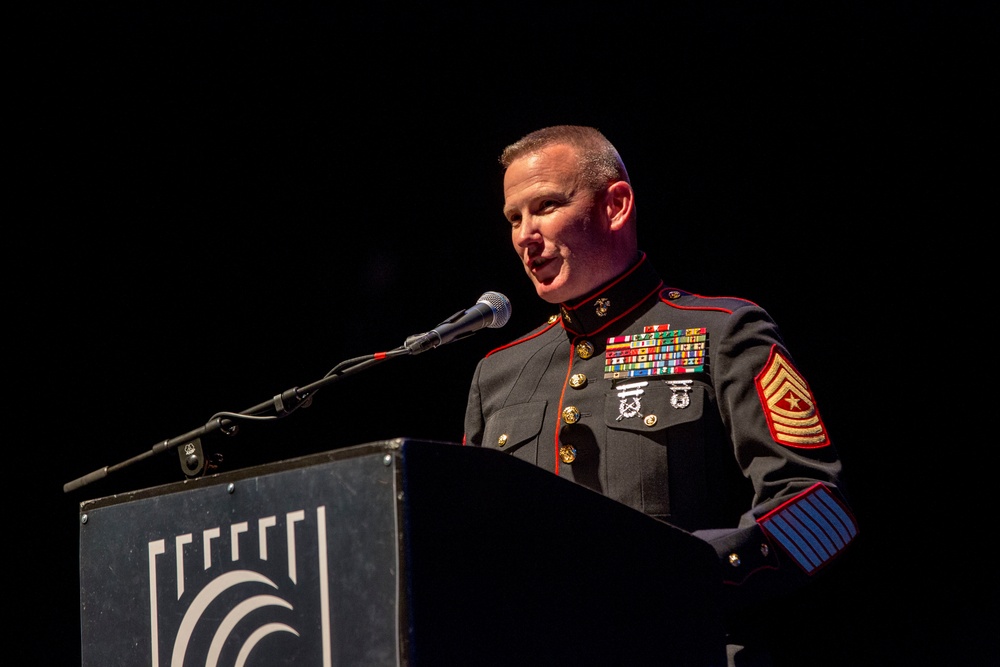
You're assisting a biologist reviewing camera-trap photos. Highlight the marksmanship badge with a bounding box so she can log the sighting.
[616,381,648,421]
[667,379,693,408]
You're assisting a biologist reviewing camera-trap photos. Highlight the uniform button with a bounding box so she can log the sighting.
[569,373,588,389]
[643,414,657,426]
[548,314,560,324]
[559,444,577,463]
[576,340,595,359]
[497,434,508,447]
[563,405,580,424]
[562,406,581,424]
[728,553,741,567]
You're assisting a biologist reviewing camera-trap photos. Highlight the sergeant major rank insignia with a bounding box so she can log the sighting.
[755,347,830,448]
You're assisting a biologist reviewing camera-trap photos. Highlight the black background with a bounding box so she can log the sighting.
[20,2,995,664]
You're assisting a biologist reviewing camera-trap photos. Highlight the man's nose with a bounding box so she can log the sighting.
[514,216,539,245]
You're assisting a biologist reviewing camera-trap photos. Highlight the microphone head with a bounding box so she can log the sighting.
[478,291,512,329]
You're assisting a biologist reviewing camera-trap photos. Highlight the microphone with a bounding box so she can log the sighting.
[404,291,512,354]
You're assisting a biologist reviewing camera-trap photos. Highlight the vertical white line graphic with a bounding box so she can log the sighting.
[203,527,220,569]
[286,511,305,584]
[175,534,192,599]
[317,505,331,667]
[259,516,276,560]
[230,522,248,561]
[148,539,166,667]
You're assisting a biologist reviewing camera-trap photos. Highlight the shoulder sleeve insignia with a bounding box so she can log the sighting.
[755,346,830,448]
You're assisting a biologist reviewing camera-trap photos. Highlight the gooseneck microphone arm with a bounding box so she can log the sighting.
[62,292,511,494]
[61,347,411,494]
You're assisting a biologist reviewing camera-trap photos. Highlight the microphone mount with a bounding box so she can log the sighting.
[63,292,511,495]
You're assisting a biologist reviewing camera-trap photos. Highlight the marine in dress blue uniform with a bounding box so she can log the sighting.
[463,251,858,613]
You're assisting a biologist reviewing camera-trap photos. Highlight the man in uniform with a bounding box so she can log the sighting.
[463,125,858,666]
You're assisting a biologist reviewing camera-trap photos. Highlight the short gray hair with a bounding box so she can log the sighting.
[499,125,630,191]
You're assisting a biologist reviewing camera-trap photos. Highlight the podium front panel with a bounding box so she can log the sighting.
[79,442,403,667]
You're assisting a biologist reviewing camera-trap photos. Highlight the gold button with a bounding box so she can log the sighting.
[576,340,595,359]
[569,373,588,389]
[562,406,581,424]
[643,414,657,427]
[559,444,577,463]
[667,290,682,300]
[547,313,559,324]
[728,553,741,567]
[497,434,508,447]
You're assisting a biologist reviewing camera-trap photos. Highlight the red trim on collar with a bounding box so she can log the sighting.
[483,319,560,358]
[561,251,648,312]
[562,281,663,337]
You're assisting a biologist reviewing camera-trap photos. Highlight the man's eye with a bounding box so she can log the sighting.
[507,215,521,228]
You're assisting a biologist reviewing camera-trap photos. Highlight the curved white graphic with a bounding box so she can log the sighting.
[171,570,292,667]
[234,623,300,667]
[206,595,295,667]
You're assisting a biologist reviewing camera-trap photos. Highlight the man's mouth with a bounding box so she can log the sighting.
[528,255,559,283]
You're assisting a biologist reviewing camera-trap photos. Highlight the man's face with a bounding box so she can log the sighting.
[502,145,614,304]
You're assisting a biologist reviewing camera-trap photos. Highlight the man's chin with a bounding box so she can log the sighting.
[534,281,567,304]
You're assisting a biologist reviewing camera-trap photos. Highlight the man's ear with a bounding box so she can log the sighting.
[605,181,635,230]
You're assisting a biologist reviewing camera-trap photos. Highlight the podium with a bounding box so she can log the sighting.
[78,438,727,666]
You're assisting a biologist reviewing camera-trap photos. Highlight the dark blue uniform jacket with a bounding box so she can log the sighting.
[463,252,858,611]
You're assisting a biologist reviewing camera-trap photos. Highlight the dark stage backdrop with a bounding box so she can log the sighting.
[20,2,993,665]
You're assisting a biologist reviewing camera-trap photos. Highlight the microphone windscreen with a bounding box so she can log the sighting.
[478,291,512,329]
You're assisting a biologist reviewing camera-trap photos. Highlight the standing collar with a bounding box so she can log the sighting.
[558,252,664,337]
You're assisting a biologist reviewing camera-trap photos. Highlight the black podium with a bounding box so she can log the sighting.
[78,439,727,666]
